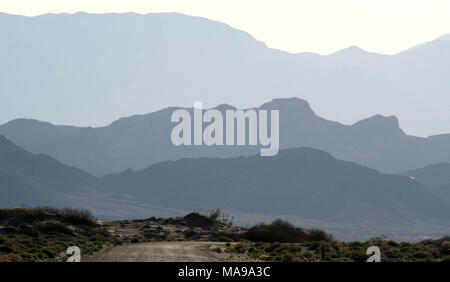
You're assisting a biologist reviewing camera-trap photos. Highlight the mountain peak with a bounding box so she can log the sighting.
[351,115,404,135]
[260,97,315,114]
[330,45,369,56]
[213,103,237,111]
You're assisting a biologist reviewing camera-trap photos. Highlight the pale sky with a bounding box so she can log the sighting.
[1,0,450,54]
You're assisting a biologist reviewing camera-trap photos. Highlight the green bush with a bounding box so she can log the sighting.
[39,223,73,235]
[60,208,94,225]
[0,244,14,253]
[281,253,294,262]
[413,252,428,259]
[308,229,334,242]
[350,251,366,262]
[244,219,333,243]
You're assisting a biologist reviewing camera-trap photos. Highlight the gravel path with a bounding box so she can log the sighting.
[83,242,227,262]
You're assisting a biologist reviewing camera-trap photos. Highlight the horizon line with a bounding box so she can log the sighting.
[0,11,449,56]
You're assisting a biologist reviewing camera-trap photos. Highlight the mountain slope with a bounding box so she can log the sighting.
[0,12,449,136]
[401,163,450,205]
[0,135,102,206]
[102,147,450,227]
[0,135,184,219]
[2,98,450,176]
[402,163,450,187]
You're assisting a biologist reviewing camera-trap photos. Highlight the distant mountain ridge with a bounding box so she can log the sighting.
[2,98,450,176]
[1,134,450,240]
[402,163,450,187]
[0,12,449,136]
[101,147,450,230]
[0,135,100,207]
[400,163,450,206]
[0,135,183,220]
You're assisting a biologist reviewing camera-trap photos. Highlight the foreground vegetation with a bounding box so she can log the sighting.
[219,220,450,262]
[0,208,449,262]
[0,207,117,262]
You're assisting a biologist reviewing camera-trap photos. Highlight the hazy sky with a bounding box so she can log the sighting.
[1,0,450,54]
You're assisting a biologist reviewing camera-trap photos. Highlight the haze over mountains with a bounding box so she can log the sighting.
[1,11,450,241]
[2,98,450,176]
[401,163,450,206]
[102,147,450,225]
[1,134,449,240]
[0,135,183,220]
[1,12,450,136]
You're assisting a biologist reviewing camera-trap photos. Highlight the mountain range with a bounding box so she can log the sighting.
[1,134,450,240]
[1,12,450,241]
[0,135,183,220]
[0,12,449,136]
[102,147,450,225]
[1,98,450,176]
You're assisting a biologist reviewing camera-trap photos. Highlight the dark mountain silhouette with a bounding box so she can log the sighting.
[102,147,450,227]
[2,98,450,176]
[0,135,180,219]
[0,135,100,207]
[0,12,449,136]
[1,134,449,239]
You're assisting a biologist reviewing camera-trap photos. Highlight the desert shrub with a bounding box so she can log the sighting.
[350,251,366,262]
[0,244,14,253]
[349,241,363,247]
[309,242,320,251]
[42,248,56,259]
[439,244,450,256]
[245,219,307,243]
[234,244,248,254]
[412,252,428,259]
[244,219,332,243]
[18,224,39,237]
[0,207,95,226]
[265,243,281,253]
[60,208,94,225]
[387,240,399,247]
[212,235,233,242]
[39,222,73,235]
[308,229,334,242]
[281,253,294,262]
[209,209,234,226]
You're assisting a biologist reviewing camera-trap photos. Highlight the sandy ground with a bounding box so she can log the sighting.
[83,242,231,262]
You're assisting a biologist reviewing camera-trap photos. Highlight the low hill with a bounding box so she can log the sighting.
[102,147,450,227]
[0,135,183,220]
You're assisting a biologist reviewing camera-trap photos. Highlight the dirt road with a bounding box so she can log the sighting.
[83,242,228,262]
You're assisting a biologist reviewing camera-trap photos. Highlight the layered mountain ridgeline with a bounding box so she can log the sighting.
[1,13,450,137]
[1,134,450,240]
[0,135,184,220]
[0,135,101,207]
[401,163,450,205]
[102,147,450,231]
[2,98,450,176]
